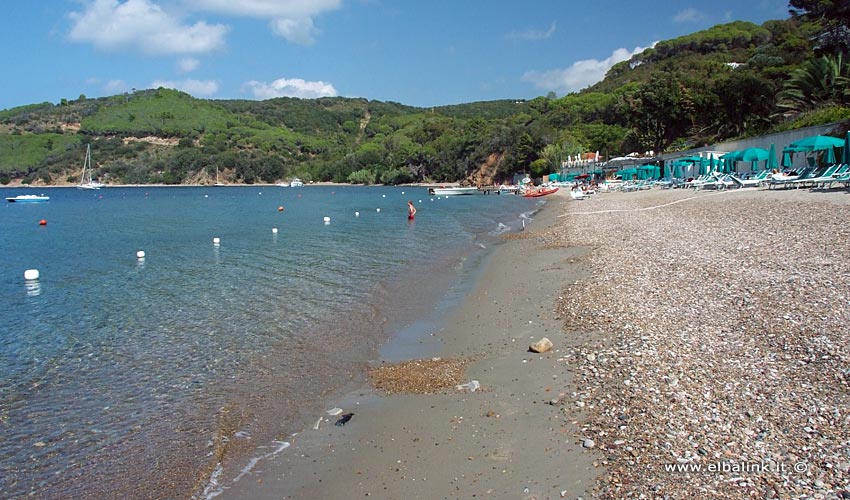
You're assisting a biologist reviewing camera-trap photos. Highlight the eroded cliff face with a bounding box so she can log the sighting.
[464,152,504,186]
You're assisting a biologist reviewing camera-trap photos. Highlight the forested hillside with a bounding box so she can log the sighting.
[1,2,848,186]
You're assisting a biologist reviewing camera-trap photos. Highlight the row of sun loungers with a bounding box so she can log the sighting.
[606,164,850,193]
[766,164,850,189]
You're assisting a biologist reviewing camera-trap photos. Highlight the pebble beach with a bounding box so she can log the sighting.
[551,187,850,499]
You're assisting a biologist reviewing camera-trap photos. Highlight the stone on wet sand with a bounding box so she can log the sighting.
[529,337,553,353]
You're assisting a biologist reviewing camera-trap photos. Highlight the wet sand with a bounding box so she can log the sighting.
[217,192,600,499]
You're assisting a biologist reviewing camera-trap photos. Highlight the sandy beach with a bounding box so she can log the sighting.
[213,186,850,500]
[217,193,599,499]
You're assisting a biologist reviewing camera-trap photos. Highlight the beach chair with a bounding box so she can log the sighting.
[767,167,814,189]
[825,168,850,189]
[809,164,849,189]
[729,171,767,188]
[791,165,840,188]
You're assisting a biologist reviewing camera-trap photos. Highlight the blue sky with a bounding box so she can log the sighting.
[0,0,791,111]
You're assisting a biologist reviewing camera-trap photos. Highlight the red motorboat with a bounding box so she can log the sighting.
[522,187,559,198]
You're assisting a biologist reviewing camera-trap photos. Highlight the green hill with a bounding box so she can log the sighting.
[1,12,848,186]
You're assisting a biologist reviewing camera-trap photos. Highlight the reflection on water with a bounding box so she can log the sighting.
[25,280,40,297]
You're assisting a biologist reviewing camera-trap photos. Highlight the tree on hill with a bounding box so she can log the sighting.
[789,0,850,54]
[777,53,850,116]
[620,73,695,154]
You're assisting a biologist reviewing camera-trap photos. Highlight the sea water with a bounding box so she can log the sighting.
[0,185,540,499]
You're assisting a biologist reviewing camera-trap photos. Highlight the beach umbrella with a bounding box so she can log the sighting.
[708,154,716,173]
[787,135,844,152]
[825,146,836,165]
[766,144,777,172]
[843,131,850,165]
[736,148,770,162]
[782,150,793,168]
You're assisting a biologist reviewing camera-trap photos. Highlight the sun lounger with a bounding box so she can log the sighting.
[791,165,840,188]
[767,167,815,189]
[729,171,768,188]
[809,164,850,189]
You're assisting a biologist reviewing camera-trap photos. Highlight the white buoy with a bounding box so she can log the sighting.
[24,269,39,281]
[376,208,381,212]
[354,211,360,217]
[204,194,208,198]
[382,194,386,198]
[136,250,146,259]
[213,237,221,245]
[401,191,405,195]
[272,227,278,233]
[323,216,331,223]
[418,200,422,203]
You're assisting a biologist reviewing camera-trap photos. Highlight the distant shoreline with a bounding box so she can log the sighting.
[0,181,463,189]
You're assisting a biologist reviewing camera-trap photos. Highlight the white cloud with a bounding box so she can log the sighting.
[673,8,703,23]
[509,22,557,41]
[187,0,341,44]
[271,17,317,45]
[68,0,228,55]
[104,79,129,92]
[243,77,338,99]
[151,78,219,96]
[177,57,200,73]
[522,44,653,94]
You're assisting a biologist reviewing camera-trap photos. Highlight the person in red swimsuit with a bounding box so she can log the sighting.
[407,200,417,220]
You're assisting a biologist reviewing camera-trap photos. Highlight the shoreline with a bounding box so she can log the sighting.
[214,191,600,499]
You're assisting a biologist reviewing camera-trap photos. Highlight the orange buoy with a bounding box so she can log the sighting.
[277,206,284,212]
[39,219,47,226]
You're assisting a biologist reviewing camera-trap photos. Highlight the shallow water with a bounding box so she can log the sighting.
[0,185,539,499]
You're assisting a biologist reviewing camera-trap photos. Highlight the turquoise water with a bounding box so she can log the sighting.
[0,185,540,499]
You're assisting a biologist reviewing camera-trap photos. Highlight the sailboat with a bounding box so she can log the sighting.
[77,144,105,190]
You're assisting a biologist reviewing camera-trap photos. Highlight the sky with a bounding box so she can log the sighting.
[0,0,792,111]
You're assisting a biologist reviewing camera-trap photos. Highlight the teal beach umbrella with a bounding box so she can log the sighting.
[825,146,836,165]
[767,144,777,171]
[787,135,844,152]
[843,132,850,165]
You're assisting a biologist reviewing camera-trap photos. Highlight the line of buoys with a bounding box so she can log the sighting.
[24,269,39,281]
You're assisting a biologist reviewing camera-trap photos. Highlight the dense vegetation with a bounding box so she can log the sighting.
[1,4,849,186]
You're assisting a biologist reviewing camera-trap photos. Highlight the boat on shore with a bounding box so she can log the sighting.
[522,187,559,198]
[6,194,50,203]
[427,186,479,196]
[289,178,304,187]
[77,144,105,190]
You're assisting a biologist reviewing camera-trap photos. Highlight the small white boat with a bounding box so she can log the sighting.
[276,181,290,187]
[497,184,519,195]
[427,186,479,196]
[77,144,105,190]
[289,178,304,187]
[6,194,50,203]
